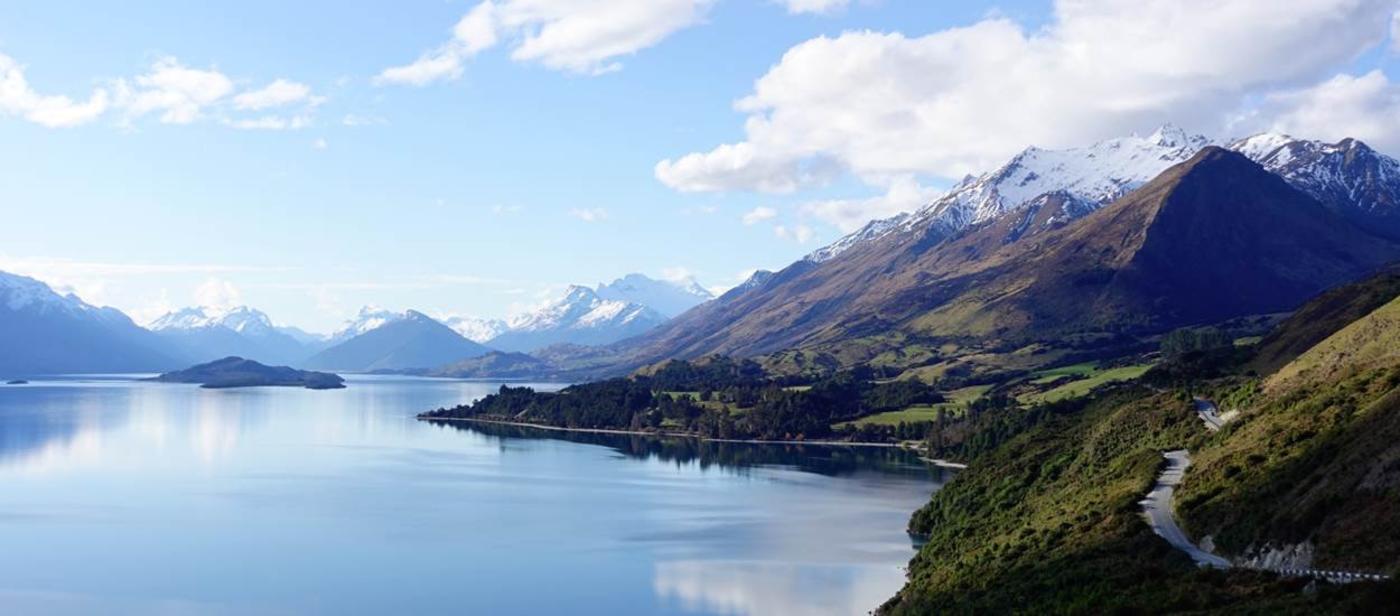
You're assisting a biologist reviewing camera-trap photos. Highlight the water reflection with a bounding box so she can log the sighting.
[0,376,945,615]
[432,420,952,481]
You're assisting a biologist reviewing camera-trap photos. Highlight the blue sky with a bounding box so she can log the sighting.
[1,1,1396,331]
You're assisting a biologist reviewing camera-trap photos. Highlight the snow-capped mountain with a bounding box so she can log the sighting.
[488,285,667,352]
[149,305,316,365]
[1229,133,1400,240]
[441,315,509,343]
[329,306,408,343]
[150,305,277,334]
[595,273,714,318]
[808,124,1214,262]
[0,271,177,374]
[305,310,491,372]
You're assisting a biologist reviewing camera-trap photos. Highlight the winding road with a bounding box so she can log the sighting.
[1193,398,1225,431]
[1142,403,1390,583]
[1140,450,1231,568]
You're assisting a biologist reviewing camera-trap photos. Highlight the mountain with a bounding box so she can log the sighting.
[614,147,1400,368]
[1230,133,1400,240]
[594,273,714,317]
[487,286,667,352]
[149,305,313,365]
[809,124,1213,263]
[152,356,344,390]
[441,315,509,343]
[0,271,178,375]
[327,306,407,344]
[304,310,491,372]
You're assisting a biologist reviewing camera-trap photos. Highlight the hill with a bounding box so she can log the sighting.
[152,356,344,389]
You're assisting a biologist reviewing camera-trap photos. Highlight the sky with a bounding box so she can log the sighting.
[1,0,1397,333]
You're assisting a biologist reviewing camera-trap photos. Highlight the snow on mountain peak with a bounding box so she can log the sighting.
[149,305,276,335]
[595,273,713,317]
[330,306,408,342]
[441,315,508,343]
[808,126,1216,262]
[0,270,95,314]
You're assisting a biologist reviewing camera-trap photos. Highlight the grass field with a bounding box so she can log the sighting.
[1020,364,1154,404]
[835,384,993,428]
[1027,362,1098,384]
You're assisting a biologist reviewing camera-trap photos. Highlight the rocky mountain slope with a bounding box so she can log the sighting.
[1232,133,1400,240]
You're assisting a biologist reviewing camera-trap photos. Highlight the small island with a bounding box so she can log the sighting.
[151,356,346,390]
[5,379,27,385]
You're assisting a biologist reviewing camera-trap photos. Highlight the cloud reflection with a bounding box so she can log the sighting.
[654,560,904,616]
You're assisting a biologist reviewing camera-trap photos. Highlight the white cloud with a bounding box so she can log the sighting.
[226,115,311,130]
[799,176,938,232]
[0,54,109,127]
[377,0,714,84]
[774,223,815,243]
[342,113,387,126]
[657,0,1397,195]
[491,204,524,215]
[778,0,850,15]
[233,79,321,110]
[1392,9,1400,52]
[313,137,328,150]
[659,266,695,283]
[568,207,608,222]
[193,278,243,309]
[115,57,235,124]
[1255,70,1400,153]
[741,206,778,225]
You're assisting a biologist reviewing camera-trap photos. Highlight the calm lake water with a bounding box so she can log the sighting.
[0,375,949,615]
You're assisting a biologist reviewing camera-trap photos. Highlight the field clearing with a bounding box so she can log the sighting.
[1020,364,1154,404]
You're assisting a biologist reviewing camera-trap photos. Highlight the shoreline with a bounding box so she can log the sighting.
[419,416,968,468]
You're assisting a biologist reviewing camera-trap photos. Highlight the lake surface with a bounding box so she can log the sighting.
[0,375,950,615]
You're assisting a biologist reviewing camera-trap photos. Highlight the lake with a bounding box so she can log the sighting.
[0,375,950,615]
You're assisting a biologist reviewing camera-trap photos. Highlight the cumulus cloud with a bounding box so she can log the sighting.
[377,0,714,84]
[113,57,235,124]
[774,223,815,243]
[1255,70,1400,153]
[778,0,850,15]
[569,207,608,222]
[657,0,1398,195]
[0,54,109,127]
[799,176,939,232]
[233,79,321,110]
[193,278,243,309]
[741,206,778,225]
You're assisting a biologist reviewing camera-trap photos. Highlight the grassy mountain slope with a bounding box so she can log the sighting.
[1248,268,1400,375]
[883,274,1400,613]
[1178,294,1400,571]
[880,388,1394,613]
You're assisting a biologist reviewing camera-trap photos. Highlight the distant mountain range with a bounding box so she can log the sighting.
[149,305,324,366]
[0,272,176,375]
